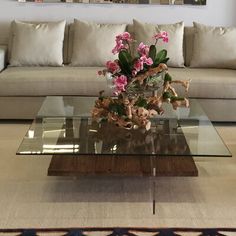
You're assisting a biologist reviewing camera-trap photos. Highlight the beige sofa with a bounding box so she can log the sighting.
[0,23,235,121]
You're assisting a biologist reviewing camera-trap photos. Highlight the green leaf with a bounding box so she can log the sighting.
[149,45,157,62]
[157,49,167,60]
[154,49,168,66]
[161,57,169,64]
[118,51,132,76]
[164,73,172,82]
[135,96,148,108]
[162,91,172,100]
[109,102,125,116]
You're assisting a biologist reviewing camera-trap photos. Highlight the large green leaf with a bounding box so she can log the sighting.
[149,45,157,62]
[154,49,168,66]
[161,57,169,64]
[118,51,132,76]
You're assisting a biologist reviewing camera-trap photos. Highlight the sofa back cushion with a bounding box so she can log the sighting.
[8,20,67,66]
[68,23,133,64]
[190,22,236,69]
[70,19,126,66]
[133,19,185,68]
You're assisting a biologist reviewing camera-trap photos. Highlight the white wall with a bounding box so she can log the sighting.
[0,0,235,27]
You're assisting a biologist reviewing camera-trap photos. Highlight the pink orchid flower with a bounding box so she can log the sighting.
[153,31,169,43]
[133,59,144,72]
[140,55,153,66]
[112,40,125,54]
[116,32,133,42]
[137,42,150,56]
[132,56,153,77]
[112,40,129,55]
[106,60,120,74]
[114,75,128,95]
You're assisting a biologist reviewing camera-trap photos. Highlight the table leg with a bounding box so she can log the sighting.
[152,155,156,215]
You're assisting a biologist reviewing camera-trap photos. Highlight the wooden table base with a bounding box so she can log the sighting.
[48,155,198,177]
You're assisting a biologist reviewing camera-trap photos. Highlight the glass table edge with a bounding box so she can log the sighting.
[16,97,233,158]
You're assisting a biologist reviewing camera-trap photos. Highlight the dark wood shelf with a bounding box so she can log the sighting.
[48,155,198,177]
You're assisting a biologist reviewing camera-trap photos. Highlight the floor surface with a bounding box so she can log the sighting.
[0,122,236,228]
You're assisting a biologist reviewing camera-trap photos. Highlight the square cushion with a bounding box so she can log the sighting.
[190,22,236,69]
[70,19,126,66]
[133,19,185,68]
[9,20,66,66]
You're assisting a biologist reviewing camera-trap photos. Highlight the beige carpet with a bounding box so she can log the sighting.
[0,122,236,229]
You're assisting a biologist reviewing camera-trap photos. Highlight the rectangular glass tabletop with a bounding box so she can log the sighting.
[17,96,232,157]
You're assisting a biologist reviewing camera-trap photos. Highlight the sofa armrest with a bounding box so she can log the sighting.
[0,45,7,72]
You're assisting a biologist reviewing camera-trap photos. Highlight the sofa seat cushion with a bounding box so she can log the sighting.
[0,66,235,99]
[0,66,111,96]
[168,68,236,99]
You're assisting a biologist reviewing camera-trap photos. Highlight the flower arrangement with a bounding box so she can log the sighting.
[92,31,190,130]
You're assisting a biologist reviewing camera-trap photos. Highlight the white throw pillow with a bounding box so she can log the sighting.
[10,20,66,66]
[190,22,236,69]
[70,19,126,66]
[133,19,185,68]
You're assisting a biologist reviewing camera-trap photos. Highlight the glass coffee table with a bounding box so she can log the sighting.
[16,96,232,214]
[17,96,231,176]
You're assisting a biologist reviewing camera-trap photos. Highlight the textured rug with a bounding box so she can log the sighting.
[1,227,236,236]
[0,123,236,228]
